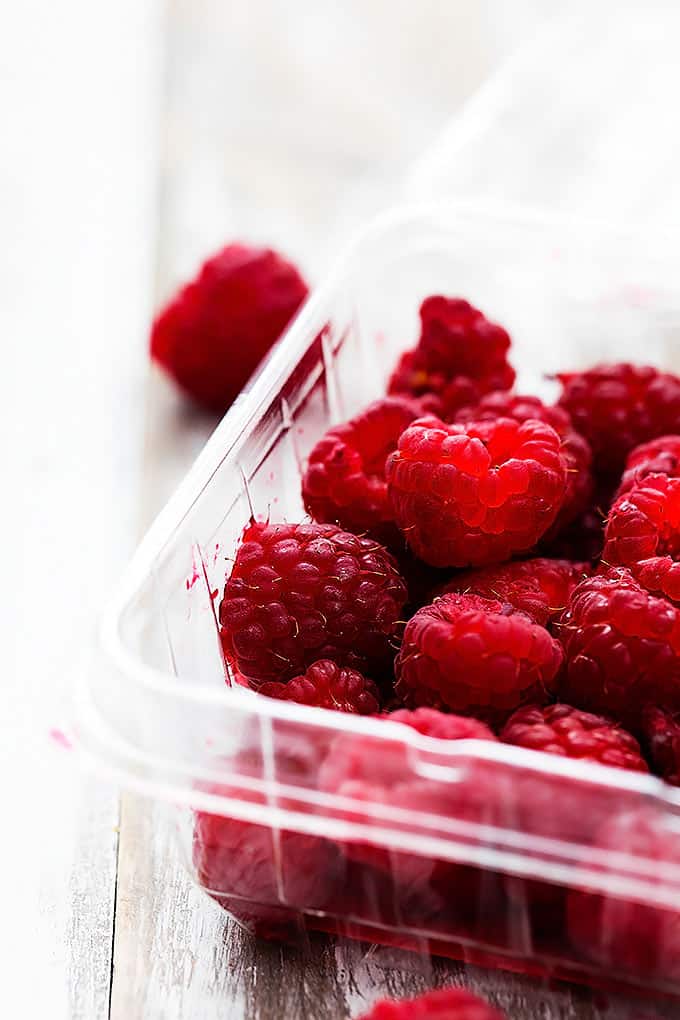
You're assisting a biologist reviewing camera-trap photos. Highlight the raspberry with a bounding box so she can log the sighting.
[603,475,680,567]
[386,707,496,741]
[259,659,380,715]
[567,809,680,982]
[632,555,680,603]
[617,435,680,497]
[302,396,422,542]
[440,557,589,627]
[219,521,407,686]
[151,243,308,413]
[455,391,593,534]
[318,709,505,935]
[388,297,515,419]
[557,567,680,729]
[357,989,507,1020]
[394,593,562,721]
[193,737,347,938]
[557,362,680,474]
[386,416,568,567]
[501,703,648,772]
[642,706,680,785]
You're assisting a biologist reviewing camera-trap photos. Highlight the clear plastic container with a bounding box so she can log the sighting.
[77,201,680,1002]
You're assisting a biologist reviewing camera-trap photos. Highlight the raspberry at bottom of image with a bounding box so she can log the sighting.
[356,987,506,1020]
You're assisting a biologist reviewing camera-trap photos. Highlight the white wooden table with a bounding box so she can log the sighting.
[2,2,678,1017]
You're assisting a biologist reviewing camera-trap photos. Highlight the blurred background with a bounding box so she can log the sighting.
[1,2,679,1017]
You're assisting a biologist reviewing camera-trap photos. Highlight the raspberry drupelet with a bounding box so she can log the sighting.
[388,297,515,419]
[394,592,563,722]
[557,567,680,729]
[439,556,589,627]
[603,474,680,567]
[259,659,380,714]
[386,416,568,567]
[501,703,648,772]
[357,988,507,1020]
[557,362,680,474]
[455,390,593,533]
[219,521,407,687]
[151,243,308,413]
[301,396,422,543]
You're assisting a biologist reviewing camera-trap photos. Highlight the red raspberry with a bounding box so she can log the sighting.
[318,710,505,936]
[604,475,680,567]
[259,659,380,715]
[388,297,515,419]
[501,703,648,772]
[567,809,680,982]
[455,391,593,534]
[440,556,589,627]
[617,435,680,497]
[357,988,506,1020]
[557,567,680,729]
[386,416,568,567]
[642,706,680,785]
[193,737,347,938]
[151,243,308,413]
[557,362,680,473]
[632,555,680,603]
[394,593,563,722]
[301,396,422,542]
[219,521,407,686]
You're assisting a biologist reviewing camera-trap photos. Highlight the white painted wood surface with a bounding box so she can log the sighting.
[4,1,680,1017]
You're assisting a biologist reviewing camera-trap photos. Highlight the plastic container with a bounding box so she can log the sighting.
[77,202,680,1002]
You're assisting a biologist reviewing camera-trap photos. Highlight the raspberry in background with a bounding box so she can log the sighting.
[302,396,422,543]
[567,808,680,982]
[557,362,680,474]
[603,474,680,567]
[439,557,589,627]
[395,592,562,722]
[219,521,407,686]
[356,988,507,1020]
[632,555,680,603]
[388,297,515,419]
[642,706,680,785]
[539,502,606,564]
[617,435,680,497]
[259,659,380,715]
[151,243,308,413]
[557,567,680,730]
[386,416,568,568]
[455,390,593,533]
[501,703,648,773]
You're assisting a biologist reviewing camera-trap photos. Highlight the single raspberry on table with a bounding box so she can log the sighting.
[567,809,680,982]
[455,390,593,532]
[439,556,589,627]
[642,706,680,785]
[386,416,568,567]
[357,988,507,1020]
[603,474,680,567]
[259,659,380,715]
[617,435,680,497]
[301,396,422,542]
[501,703,648,773]
[219,521,407,686]
[557,362,680,474]
[394,592,563,722]
[388,297,515,419]
[151,243,308,413]
[557,567,680,730]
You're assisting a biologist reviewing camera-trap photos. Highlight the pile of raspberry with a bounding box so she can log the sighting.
[207,292,680,979]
